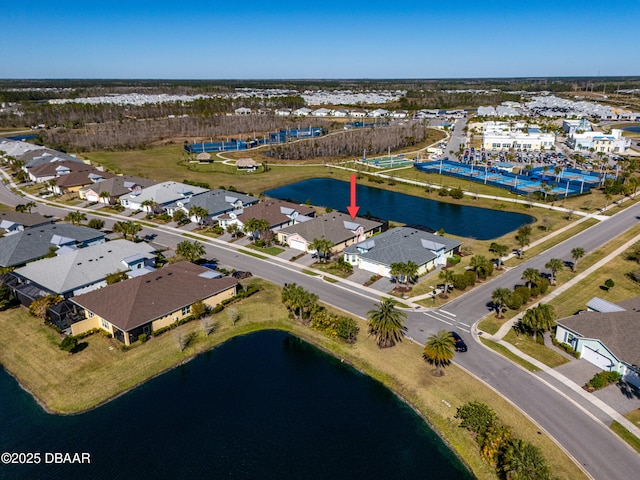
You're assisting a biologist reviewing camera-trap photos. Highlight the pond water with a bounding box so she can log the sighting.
[0,331,473,480]
[622,125,640,133]
[265,178,533,240]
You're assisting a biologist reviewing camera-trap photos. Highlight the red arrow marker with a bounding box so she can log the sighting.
[347,173,360,219]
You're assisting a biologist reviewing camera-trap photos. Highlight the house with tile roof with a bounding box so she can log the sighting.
[70,262,238,345]
[0,223,105,268]
[165,189,260,224]
[277,212,383,254]
[555,297,640,387]
[343,227,461,278]
[11,239,156,302]
[217,199,315,232]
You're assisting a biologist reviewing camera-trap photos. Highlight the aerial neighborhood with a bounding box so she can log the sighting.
[1,78,640,480]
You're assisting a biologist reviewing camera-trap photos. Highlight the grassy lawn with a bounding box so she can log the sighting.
[313,261,353,279]
[246,244,285,256]
[547,242,640,319]
[479,337,540,372]
[238,248,267,260]
[0,278,583,480]
[477,315,504,335]
[502,329,569,368]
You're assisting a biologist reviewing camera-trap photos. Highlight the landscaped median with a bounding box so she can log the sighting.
[0,278,584,479]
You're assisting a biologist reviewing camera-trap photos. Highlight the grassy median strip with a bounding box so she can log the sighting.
[238,248,267,260]
[611,421,640,454]
[0,278,583,480]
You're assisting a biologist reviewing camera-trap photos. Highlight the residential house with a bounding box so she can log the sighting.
[79,175,158,204]
[391,110,408,119]
[0,223,105,268]
[218,199,315,233]
[293,107,313,116]
[0,138,44,158]
[555,297,640,388]
[275,108,292,116]
[165,189,260,224]
[311,108,332,117]
[351,109,368,118]
[369,108,389,118]
[51,167,117,196]
[119,181,209,212]
[234,107,252,115]
[343,227,461,278]
[0,211,53,234]
[277,212,383,254]
[332,109,350,118]
[10,239,156,304]
[70,261,238,345]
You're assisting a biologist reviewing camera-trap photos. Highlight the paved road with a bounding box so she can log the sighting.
[2,176,640,479]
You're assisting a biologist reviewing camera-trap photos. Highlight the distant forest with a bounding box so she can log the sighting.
[1,77,638,151]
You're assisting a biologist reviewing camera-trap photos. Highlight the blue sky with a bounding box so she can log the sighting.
[2,0,638,79]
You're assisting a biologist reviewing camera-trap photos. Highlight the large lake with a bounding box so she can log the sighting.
[622,126,640,133]
[265,178,533,240]
[0,331,473,480]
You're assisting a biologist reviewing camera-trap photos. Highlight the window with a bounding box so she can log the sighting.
[182,306,190,316]
[101,318,109,330]
[88,311,94,318]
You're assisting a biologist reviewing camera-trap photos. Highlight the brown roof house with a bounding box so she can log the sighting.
[70,262,238,345]
[277,212,383,254]
[79,175,158,204]
[218,199,315,233]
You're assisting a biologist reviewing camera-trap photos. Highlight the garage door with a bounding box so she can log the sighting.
[288,239,307,252]
[624,370,640,388]
[581,346,614,371]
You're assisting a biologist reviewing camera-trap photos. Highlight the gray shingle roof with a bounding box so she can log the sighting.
[558,305,640,367]
[278,212,382,245]
[14,239,156,295]
[0,211,53,230]
[586,297,626,313]
[166,189,259,217]
[344,227,460,267]
[0,224,105,268]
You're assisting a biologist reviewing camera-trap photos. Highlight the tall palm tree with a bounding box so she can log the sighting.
[515,225,531,259]
[113,220,142,240]
[188,205,209,225]
[281,283,318,323]
[140,199,157,214]
[521,303,556,343]
[99,190,112,204]
[491,288,512,319]
[571,247,586,272]
[501,438,551,480]
[423,330,456,376]
[24,201,36,213]
[521,268,540,289]
[243,217,270,243]
[438,269,454,297]
[489,242,508,270]
[175,240,205,263]
[404,261,419,286]
[544,258,564,285]
[367,298,407,348]
[309,237,333,263]
[64,210,86,225]
[470,255,492,281]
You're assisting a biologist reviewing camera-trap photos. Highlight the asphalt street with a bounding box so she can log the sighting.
[2,177,640,479]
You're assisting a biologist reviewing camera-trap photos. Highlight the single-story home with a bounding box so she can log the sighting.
[0,211,53,234]
[277,212,383,254]
[343,227,461,278]
[165,189,260,224]
[218,200,316,233]
[119,181,209,212]
[80,175,158,204]
[70,261,238,345]
[555,297,640,387]
[11,239,156,302]
[0,223,105,268]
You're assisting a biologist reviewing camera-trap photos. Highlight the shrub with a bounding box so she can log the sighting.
[538,277,550,294]
[463,270,476,286]
[211,305,224,314]
[586,371,621,390]
[628,269,640,283]
[506,291,523,310]
[438,188,450,197]
[449,254,461,264]
[138,333,148,343]
[449,187,464,199]
[59,336,78,353]
[335,317,359,344]
[452,274,469,290]
[514,286,531,304]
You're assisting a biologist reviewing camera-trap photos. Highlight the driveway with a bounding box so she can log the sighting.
[554,359,601,387]
[594,381,640,415]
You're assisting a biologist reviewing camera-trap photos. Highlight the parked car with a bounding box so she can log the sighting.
[232,271,253,280]
[450,331,468,352]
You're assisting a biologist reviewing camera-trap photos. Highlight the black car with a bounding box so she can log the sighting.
[232,271,253,280]
[450,331,468,352]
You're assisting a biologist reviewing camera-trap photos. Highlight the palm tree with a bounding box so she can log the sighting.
[64,210,87,225]
[491,288,512,318]
[175,240,205,263]
[99,190,112,204]
[140,199,157,214]
[544,258,564,285]
[423,330,456,376]
[515,225,532,259]
[571,247,586,272]
[309,237,333,263]
[501,438,551,480]
[188,205,209,225]
[438,269,454,297]
[470,255,492,281]
[367,298,407,348]
[14,204,27,213]
[113,220,142,240]
[281,283,318,323]
[489,242,508,270]
[521,268,541,288]
[404,261,419,286]
[520,303,556,343]
[243,217,270,243]
[24,201,36,213]
[389,262,403,285]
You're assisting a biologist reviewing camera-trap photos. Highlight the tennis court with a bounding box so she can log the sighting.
[360,155,414,169]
